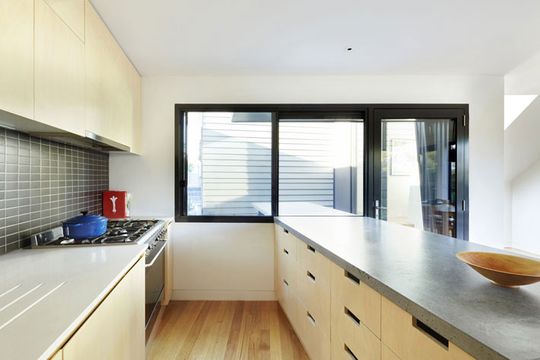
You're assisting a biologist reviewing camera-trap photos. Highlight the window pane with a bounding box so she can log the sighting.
[380,119,456,236]
[277,121,364,216]
[186,112,272,216]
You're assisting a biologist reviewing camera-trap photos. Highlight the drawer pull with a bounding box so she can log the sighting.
[306,311,316,325]
[344,344,359,360]
[345,270,360,284]
[283,229,289,234]
[283,279,289,286]
[307,244,316,253]
[283,248,289,255]
[306,271,316,282]
[413,318,449,348]
[344,306,361,326]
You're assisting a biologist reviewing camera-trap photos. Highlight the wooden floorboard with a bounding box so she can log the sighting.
[147,301,308,360]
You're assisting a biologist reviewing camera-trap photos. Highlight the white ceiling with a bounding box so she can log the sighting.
[90,0,540,76]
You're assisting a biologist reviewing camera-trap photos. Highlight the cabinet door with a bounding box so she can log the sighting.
[85,0,140,151]
[0,0,34,119]
[35,0,85,136]
[43,0,84,40]
[63,258,145,360]
[125,60,141,153]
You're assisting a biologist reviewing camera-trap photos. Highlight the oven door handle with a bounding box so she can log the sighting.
[145,241,167,268]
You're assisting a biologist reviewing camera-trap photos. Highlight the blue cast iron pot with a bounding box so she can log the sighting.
[63,211,108,239]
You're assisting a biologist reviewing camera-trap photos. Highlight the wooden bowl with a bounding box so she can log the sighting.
[456,251,540,287]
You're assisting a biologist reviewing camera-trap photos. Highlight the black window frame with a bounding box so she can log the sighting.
[175,104,469,240]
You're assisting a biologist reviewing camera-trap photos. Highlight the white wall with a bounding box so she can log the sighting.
[511,159,540,255]
[505,51,540,255]
[110,74,504,300]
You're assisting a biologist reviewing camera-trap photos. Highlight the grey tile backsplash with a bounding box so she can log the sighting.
[0,127,109,255]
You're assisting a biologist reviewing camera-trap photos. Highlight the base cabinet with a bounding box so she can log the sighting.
[61,258,145,360]
[274,225,476,360]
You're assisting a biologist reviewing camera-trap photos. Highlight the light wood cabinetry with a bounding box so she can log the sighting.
[43,0,84,40]
[0,0,34,120]
[297,240,331,337]
[35,0,85,136]
[0,0,140,152]
[62,258,145,360]
[85,0,141,152]
[275,225,331,360]
[330,261,381,337]
[382,344,400,360]
[381,297,474,360]
[330,261,381,360]
[274,224,476,360]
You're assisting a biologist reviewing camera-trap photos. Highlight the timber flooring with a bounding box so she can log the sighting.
[146,301,309,360]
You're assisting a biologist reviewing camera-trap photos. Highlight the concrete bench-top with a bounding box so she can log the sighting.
[275,216,540,360]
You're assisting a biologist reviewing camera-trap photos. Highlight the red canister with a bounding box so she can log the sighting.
[103,191,131,219]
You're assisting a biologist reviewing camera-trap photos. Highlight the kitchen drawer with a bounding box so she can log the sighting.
[382,344,400,360]
[381,297,474,360]
[276,227,297,290]
[296,245,331,334]
[297,240,331,288]
[275,225,297,260]
[331,295,381,360]
[277,276,297,327]
[331,262,381,337]
[298,304,331,360]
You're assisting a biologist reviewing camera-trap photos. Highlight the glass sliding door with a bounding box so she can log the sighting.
[370,108,468,239]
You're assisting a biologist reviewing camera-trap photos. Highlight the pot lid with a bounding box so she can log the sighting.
[64,211,108,225]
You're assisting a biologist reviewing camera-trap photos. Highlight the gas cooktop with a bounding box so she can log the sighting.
[31,219,161,247]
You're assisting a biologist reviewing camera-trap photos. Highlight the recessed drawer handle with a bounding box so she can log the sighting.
[344,306,361,326]
[306,271,316,282]
[344,344,359,360]
[307,244,316,253]
[283,248,289,255]
[283,228,289,234]
[413,318,449,348]
[345,270,360,284]
[306,311,316,326]
[283,279,289,286]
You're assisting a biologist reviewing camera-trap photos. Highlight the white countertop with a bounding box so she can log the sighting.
[0,244,146,360]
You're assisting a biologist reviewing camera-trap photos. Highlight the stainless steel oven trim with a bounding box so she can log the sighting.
[145,240,167,268]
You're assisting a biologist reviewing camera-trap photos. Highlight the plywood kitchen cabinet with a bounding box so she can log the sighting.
[85,0,142,152]
[62,257,145,360]
[275,225,331,360]
[0,0,34,120]
[381,297,474,360]
[35,0,85,136]
[274,224,476,360]
[331,261,381,360]
[43,0,84,41]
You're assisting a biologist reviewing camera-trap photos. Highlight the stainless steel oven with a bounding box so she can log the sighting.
[144,225,168,340]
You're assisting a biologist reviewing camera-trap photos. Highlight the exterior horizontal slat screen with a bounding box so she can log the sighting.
[196,112,272,216]
[188,112,341,216]
[279,122,335,208]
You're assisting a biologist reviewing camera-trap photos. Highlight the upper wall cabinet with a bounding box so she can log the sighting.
[0,0,140,153]
[43,0,85,41]
[85,0,141,153]
[35,0,85,136]
[0,0,34,120]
